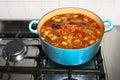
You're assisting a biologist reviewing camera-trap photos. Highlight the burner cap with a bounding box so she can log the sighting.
[4,40,25,55]
[2,40,28,62]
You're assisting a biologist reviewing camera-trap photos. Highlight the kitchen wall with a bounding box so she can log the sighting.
[0,0,119,25]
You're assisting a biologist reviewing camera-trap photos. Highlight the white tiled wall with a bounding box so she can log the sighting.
[0,0,119,25]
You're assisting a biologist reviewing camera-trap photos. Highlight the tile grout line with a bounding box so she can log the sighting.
[23,0,27,19]
[6,0,11,18]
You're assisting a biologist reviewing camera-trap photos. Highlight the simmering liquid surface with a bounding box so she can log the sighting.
[40,13,103,49]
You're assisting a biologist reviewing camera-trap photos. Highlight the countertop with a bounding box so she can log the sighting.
[101,25,120,80]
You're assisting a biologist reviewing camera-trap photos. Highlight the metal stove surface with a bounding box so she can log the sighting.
[0,39,39,80]
[0,21,39,80]
[0,21,106,80]
[42,47,104,80]
[44,59,98,80]
[0,42,105,80]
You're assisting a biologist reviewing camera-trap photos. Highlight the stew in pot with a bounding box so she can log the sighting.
[40,13,103,49]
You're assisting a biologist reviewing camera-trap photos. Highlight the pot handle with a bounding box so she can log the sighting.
[29,19,113,33]
[103,19,113,32]
[29,20,39,34]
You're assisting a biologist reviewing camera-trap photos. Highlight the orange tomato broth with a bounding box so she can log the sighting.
[40,13,103,49]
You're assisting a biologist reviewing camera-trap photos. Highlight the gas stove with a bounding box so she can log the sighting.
[0,21,106,80]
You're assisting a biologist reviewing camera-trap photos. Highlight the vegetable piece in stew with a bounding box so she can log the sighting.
[40,13,103,49]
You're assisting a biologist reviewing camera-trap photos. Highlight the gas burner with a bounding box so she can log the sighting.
[2,40,28,62]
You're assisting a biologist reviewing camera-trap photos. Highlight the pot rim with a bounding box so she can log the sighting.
[37,7,105,50]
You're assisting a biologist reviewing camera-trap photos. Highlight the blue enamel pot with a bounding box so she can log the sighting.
[29,8,113,66]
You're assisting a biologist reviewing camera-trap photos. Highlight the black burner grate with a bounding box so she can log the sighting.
[0,45,105,80]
